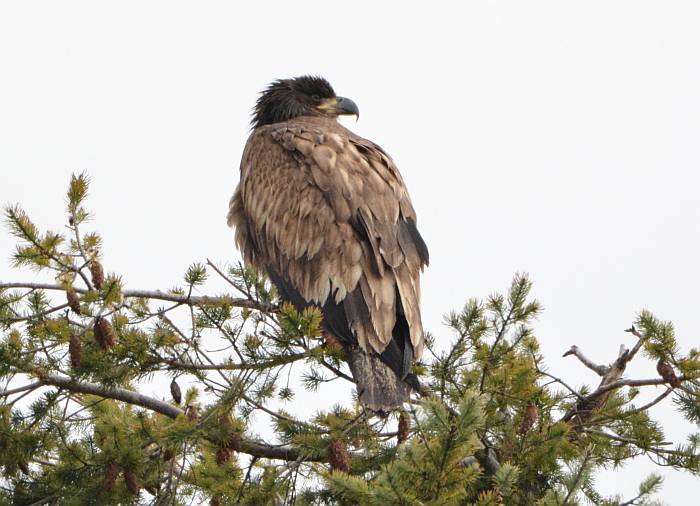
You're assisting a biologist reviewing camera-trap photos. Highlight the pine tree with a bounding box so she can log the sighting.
[0,174,697,505]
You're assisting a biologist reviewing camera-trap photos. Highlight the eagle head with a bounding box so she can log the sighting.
[252,75,359,128]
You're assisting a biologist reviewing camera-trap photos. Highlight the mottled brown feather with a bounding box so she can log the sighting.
[228,116,427,361]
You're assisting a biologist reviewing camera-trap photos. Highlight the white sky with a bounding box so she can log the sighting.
[1,1,699,502]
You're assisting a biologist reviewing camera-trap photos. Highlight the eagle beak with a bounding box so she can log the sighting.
[334,96,360,120]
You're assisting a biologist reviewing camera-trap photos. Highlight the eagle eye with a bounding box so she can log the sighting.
[311,94,321,101]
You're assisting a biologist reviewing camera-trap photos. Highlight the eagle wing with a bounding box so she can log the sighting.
[227,118,428,364]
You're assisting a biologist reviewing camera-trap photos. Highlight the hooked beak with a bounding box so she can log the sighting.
[318,96,360,120]
[334,96,359,120]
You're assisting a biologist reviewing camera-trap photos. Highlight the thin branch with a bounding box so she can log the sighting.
[39,374,182,417]
[0,380,43,397]
[624,325,646,362]
[563,447,593,504]
[591,375,695,397]
[4,302,70,323]
[0,282,274,312]
[563,345,610,376]
[206,258,250,298]
[163,349,315,372]
[583,429,680,454]
[30,374,327,463]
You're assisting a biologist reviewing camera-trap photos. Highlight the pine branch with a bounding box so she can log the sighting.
[0,282,273,312]
[27,374,328,463]
[163,349,315,371]
[0,380,43,397]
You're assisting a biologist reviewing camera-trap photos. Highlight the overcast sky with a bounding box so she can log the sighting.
[1,1,699,501]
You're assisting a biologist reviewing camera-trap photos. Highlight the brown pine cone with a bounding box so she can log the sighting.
[657,360,681,388]
[69,334,81,368]
[170,379,182,405]
[216,447,232,465]
[18,460,29,476]
[104,462,120,492]
[226,431,241,452]
[519,403,538,435]
[94,317,116,349]
[90,260,105,290]
[186,406,199,422]
[218,414,240,451]
[327,439,350,473]
[397,411,410,444]
[210,496,221,506]
[66,288,81,314]
[124,469,140,495]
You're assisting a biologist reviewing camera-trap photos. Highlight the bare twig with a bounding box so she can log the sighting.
[562,345,609,376]
[560,330,697,427]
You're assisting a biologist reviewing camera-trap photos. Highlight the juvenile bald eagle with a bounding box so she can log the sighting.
[227,76,428,411]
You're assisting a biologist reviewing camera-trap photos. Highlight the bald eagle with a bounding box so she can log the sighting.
[227,76,428,411]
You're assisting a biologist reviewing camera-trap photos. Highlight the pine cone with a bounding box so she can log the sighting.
[69,334,81,368]
[104,462,120,492]
[170,379,182,405]
[397,411,410,444]
[66,288,81,314]
[18,460,29,476]
[210,496,221,506]
[90,260,105,289]
[327,439,350,473]
[216,447,232,465]
[519,403,538,435]
[124,469,140,495]
[226,431,241,452]
[186,406,199,422]
[94,317,116,349]
[657,360,681,388]
[218,414,240,451]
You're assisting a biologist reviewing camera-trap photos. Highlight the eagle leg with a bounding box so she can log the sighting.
[346,344,412,413]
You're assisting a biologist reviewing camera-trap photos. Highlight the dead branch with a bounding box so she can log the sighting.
[562,345,609,376]
[562,334,641,427]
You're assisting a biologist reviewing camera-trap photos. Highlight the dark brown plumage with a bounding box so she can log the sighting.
[228,76,429,411]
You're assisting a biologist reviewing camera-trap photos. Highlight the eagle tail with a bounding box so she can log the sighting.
[345,346,415,413]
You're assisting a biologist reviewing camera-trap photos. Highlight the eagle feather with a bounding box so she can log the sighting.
[228,79,428,411]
